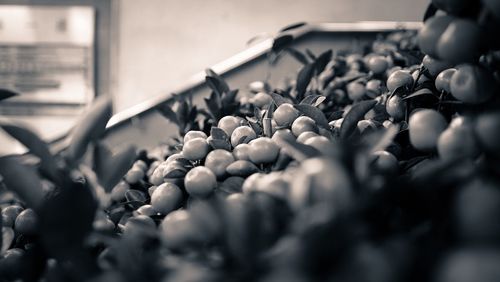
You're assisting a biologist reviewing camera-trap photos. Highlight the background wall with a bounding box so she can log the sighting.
[115,0,429,112]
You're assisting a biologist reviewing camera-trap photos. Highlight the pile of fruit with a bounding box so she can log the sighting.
[1,1,500,281]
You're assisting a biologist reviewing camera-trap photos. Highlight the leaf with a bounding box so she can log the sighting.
[0,89,19,102]
[340,100,377,139]
[65,95,113,164]
[0,156,44,209]
[222,89,239,106]
[329,110,345,121]
[305,49,316,60]
[205,69,230,95]
[0,123,59,182]
[294,104,330,128]
[204,91,223,120]
[156,103,179,125]
[125,190,147,203]
[176,100,190,129]
[369,124,399,153]
[300,95,326,106]
[97,145,137,192]
[279,22,306,32]
[270,92,289,107]
[295,63,316,101]
[211,127,230,141]
[1,227,14,254]
[271,34,294,53]
[219,176,245,194]
[280,138,321,162]
[209,138,232,151]
[402,88,436,101]
[265,102,276,119]
[38,180,98,259]
[285,47,309,65]
[248,120,263,136]
[314,50,333,74]
[163,168,187,178]
[423,2,438,22]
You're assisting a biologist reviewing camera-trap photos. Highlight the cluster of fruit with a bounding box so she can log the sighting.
[1,2,500,281]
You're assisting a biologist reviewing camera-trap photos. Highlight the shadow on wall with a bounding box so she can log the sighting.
[116,0,428,111]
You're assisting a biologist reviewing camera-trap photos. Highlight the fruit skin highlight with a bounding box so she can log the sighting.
[184,166,217,198]
[449,64,496,104]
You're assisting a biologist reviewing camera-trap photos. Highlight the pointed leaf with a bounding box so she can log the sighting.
[125,190,147,203]
[265,102,276,119]
[0,123,59,182]
[211,127,230,141]
[295,63,316,101]
[0,89,19,102]
[340,100,377,139]
[294,104,330,128]
[248,120,263,136]
[285,47,309,65]
[280,138,321,162]
[157,103,179,125]
[402,88,437,100]
[65,95,113,164]
[300,95,326,106]
[314,50,333,74]
[205,69,230,94]
[270,92,289,107]
[176,100,190,129]
[279,22,306,32]
[164,168,187,179]
[328,110,344,121]
[0,156,44,209]
[208,138,232,151]
[305,49,316,60]
[423,3,438,22]
[222,89,239,106]
[271,34,294,53]
[99,145,137,192]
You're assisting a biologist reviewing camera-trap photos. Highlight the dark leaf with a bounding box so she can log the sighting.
[211,127,230,141]
[279,22,307,32]
[369,124,399,153]
[314,50,333,74]
[222,89,239,106]
[98,145,137,192]
[176,101,190,129]
[219,176,245,194]
[285,47,309,65]
[0,156,44,209]
[270,91,289,107]
[204,91,222,120]
[0,123,59,182]
[125,190,147,203]
[300,95,326,106]
[329,110,345,121]
[402,88,437,101]
[280,138,322,161]
[156,103,179,125]
[209,138,232,151]
[340,100,377,139]
[248,120,263,136]
[295,63,316,101]
[254,106,263,121]
[305,49,316,60]
[265,102,276,119]
[65,95,113,164]
[205,69,230,94]
[294,104,330,128]
[1,227,14,254]
[163,168,187,178]
[38,181,98,259]
[423,2,438,22]
[271,34,294,53]
[0,89,19,102]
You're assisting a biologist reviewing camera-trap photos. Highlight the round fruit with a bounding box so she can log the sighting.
[184,166,217,198]
[226,160,259,177]
[150,183,183,214]
[205,149,235,179]
[474,111,500,156]
[417,14,454,57]
[271,128,295,147]
[450,64,496,104]
[435,68,456,93]
[409,109,448,152]
[248,137,279,164]
[160,209,200,249]
[252,92,273,108]
[386,95,407,121]
[230,126,257,147]
[296,131,319,143]
[182,137,209,161]
[346,82,366,101]
[242,172,264,194]
[437,19,483,64]
[386,70,413,92]
[291,116,319,137]
[232,143,251,160]
[372,151,398,175]
[422,55,454,77]
[14,208,38,236]
[124,167,145,184]
[365,79,383,98]
[437,117,479,161]
[357,119,377,134]
[304,136,338,158]
[183,130,207,143]
[273,103,300,127]
[1,205,23,227]
[134,204,157,217]
[367,55,389,75]
[123,215,156,234]
[218,116,242,137]
[166,153,184,163]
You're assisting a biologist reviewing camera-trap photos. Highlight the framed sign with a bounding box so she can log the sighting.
[0,5,95,115]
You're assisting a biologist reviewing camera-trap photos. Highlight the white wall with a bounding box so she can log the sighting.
[116,0,428,111]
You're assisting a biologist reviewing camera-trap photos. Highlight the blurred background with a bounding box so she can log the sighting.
[0,0,427,154]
